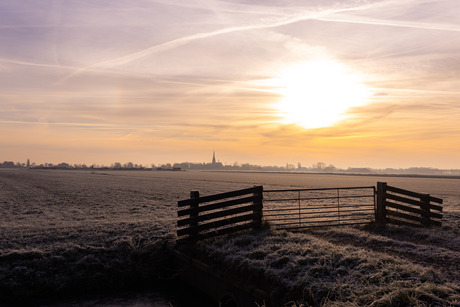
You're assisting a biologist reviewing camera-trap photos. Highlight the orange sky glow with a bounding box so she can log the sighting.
[1,0,460,169]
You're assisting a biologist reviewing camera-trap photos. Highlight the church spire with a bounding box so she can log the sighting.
[212,150,216,164]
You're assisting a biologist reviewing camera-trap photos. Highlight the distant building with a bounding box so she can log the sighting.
[26,159,30,168]
[209,151,223,169]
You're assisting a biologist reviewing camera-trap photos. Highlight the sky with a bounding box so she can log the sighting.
[1,0,460,169]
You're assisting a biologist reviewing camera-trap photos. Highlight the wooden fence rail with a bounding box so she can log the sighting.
[376,182,443,227]
[177,186,263,243]
[176,182,443,243]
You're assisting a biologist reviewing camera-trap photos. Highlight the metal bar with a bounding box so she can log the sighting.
[264,198,326,203]
[298,190,301,227]
[297,209,353,215]
[277,221,372,230]
[326,208,375,214]
[330,203,374,208]
[264,210,374,220]
[266,215,338,222]
[337,189,340,224]
[265,203,366,210]
[279,217,372,225]
[266,216,309,222]
[264,207,374,214]
[264,186,376,193]
[265,214,366,221]
[273,219,347,226]
[264,194,374,203]
[264,208,306,212]
[263,204,371,211]
[263,186,376,230]
[264,213,303,218]
[372,185,377,219]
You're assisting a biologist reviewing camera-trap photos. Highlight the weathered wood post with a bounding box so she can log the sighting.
[376,182,387,223]
[253,186,263,229]
[189,191,200,241]
[420,194,431,227]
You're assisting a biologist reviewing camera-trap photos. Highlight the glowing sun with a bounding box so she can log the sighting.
[275,60,371,129]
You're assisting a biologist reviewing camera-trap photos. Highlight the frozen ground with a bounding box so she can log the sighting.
[195,224,460,306]
[1,169,459,305]
[0,169,254,305]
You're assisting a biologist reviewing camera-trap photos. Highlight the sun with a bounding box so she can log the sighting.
[274,60,371,129]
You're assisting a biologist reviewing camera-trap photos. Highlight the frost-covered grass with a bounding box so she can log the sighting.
[195,227,460,306]
[1,169,460,305]
[0,169,250,303]
[0,170,178,303]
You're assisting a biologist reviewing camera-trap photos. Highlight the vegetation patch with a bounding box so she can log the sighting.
[195,228,460,306]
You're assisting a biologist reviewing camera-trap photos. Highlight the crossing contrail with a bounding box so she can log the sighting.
[319,15,460,33]
[60,0,453,81]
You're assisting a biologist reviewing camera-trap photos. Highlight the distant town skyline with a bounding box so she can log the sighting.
[2,152,460,176]
[2,147,460,172]
[2,1,460,169]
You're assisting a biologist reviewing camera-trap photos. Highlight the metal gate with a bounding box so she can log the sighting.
[263,186,376,229]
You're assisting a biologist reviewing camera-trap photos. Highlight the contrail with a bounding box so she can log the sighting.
[93,2,406,67]
[58,5,367,82]
[62,10,328,75]
[0,57,78,70]
[319,15,460,32]
[60,0,442,81]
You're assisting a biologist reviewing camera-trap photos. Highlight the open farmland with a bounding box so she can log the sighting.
[1,169,460,306]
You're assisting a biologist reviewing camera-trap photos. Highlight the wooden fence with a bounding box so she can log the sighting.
[177,186,263,243]
[176,182,444,243]
[376,182,443,227]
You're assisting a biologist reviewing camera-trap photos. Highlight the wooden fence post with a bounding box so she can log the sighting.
[189,191,200,241]
[253,186,263,229]
[376,182,387,223]
[420,194,431,227]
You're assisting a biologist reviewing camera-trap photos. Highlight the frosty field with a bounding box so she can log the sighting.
[1,169,460,306]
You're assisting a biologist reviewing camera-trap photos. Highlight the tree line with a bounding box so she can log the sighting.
[2,160,460,176]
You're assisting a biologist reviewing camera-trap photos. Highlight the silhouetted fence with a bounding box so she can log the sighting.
[263,186,376,229]
[176,182,443,242]
[376,182,443,227]
[177,186,263,243]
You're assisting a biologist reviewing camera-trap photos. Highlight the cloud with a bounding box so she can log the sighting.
[61,0,415,79]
